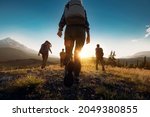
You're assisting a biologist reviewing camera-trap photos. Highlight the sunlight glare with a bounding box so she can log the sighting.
[79,45,94,58]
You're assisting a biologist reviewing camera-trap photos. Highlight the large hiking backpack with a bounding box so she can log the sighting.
[64,0,86,25]
[39,44,48,54]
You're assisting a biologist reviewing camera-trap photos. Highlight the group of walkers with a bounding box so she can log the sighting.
[38,0,105,87]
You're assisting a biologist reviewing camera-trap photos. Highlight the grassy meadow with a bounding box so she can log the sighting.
[0,59,150,100]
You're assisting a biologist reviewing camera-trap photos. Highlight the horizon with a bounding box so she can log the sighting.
[0,37,150,59]
[0,0,150,58]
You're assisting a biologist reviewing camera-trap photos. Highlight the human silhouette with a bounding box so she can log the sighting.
[60,49,66,67]
[57,0,90,86]
[95,44,105,71]
[38,40,52,69]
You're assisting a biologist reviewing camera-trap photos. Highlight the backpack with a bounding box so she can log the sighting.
[96,48,104,58]
[64,0,86,25]
[39,44,48,54]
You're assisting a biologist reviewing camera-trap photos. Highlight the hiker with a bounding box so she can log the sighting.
[95,44,105,71]
[60,48,66,67]
[38,40,52,69]
[57,0,90,83]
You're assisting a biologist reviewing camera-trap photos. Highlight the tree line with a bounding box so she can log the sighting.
[105,51,150,70]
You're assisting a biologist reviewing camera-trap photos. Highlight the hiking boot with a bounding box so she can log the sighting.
[64,72,74,87]
[64,61,74,87]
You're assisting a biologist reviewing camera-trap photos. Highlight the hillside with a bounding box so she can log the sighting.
[0,59,59,70]
[132,51,150,58]
[0,61,149,100]
[0,47,38,61]
[0,38,38,61]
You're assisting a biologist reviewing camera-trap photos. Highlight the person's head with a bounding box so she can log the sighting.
[45,40,51,46]
[97,44,100,48]
[62,49,64,52]
[45,40,50,44]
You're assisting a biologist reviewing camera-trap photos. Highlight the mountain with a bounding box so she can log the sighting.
[0,37,36,54]
[0,47,38,61]
[132,51,150,58]
[0,38,38,61]
[0,37,59,62]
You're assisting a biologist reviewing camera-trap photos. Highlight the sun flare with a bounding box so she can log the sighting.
[79,46,94,58]
[79,51,88,58]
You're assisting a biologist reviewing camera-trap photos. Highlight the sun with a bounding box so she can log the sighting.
[79,46,94,58]
[79,51,88,58]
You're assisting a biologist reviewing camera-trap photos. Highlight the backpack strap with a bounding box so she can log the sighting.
[65,3,70,10]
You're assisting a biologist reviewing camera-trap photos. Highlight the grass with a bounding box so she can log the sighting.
[10,75,45,88]
[0,60,150,100]
[0,74,45,99]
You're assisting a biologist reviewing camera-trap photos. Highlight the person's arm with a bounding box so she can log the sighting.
[49,47,52,54]
[57,7,67,38]
[102,48,104,57]
[85,10,90,44]
[38,45,42,56]
[59,12,66,32]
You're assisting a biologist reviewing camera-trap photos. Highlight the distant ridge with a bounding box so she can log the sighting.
[0,37,58,62]
[132,51,150,58]
[0,37,36,54]
[0,47,38,61]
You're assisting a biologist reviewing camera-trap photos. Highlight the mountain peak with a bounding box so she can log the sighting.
[2,37,17,43]
[0,37,36,54]
[0,37,21,47]
[1,37,17,43]
[4,37,13,40]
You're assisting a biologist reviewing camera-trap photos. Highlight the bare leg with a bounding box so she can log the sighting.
[42,54,48,69]
[74,38,85,77]
[64,40,74,65]
[100,59,105,71]
[96,58,99,70]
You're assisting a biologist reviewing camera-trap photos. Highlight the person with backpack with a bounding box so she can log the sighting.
[60,48,66,67]
[57,0,90,86]
[38,40,52,69]
[95,44,105,71]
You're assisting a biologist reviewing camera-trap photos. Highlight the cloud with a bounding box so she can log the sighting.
[145,25,150,38]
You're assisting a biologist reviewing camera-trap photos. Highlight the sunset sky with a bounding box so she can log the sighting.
[0,0,150,58]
